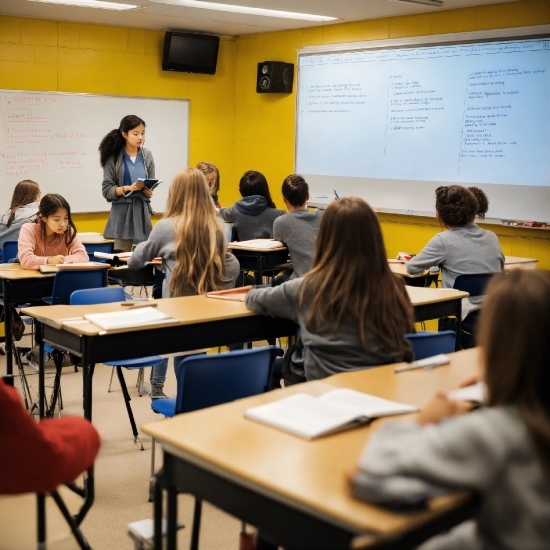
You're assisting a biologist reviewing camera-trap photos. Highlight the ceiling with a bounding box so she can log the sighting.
[0,0,518,37]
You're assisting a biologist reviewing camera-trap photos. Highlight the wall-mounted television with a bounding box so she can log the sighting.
[162,32,220,75]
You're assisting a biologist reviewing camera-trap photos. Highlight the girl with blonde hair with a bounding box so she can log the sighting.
[129,168,240,398]
[196,161,221,208]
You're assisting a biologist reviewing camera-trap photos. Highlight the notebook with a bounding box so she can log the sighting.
[84,306,178,331]
[135,178,162,191]
[245,389,418,439]
[94,251,132,260]
[447,382,486,403]
[206,286,253,301]
[39,262,109,273]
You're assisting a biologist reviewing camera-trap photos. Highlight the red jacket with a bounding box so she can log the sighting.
[0,380,100,494]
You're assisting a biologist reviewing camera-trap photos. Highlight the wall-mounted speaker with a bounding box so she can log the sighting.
[256,61,294,93]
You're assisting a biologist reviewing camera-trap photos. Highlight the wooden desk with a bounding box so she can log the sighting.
[228,244,289,284]
[143,348,480,550]
[0,266,55,377]
[504,256,538,270]
[21,296,297,421]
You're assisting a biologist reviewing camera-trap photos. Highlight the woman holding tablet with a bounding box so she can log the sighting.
[99,115,156,252]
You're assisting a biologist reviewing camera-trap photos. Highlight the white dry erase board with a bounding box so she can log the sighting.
[0,91,189,213]
[296,26,550,223]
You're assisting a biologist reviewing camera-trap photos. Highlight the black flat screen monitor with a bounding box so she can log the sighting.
[162,32,220,75]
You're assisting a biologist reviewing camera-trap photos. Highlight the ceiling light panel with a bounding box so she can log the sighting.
[149,0,337,21]
[26,0,137,9]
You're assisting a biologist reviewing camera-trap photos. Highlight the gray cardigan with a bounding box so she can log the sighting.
[0,202,39,250]
[357,406,550,550]
[273,209,322,279]
[245,278,411,381]
[128,218,240,297]
[102,148,155,242]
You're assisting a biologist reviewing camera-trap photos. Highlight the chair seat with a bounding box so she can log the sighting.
[151,397,176,418]
[104,356,164,369]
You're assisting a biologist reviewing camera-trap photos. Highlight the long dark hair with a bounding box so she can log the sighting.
[301,198,414,357]
[478,270,550,478]
[98,115,145,168]
[38,194,77,248]
[7,180,40,227]
[238,170,276,208]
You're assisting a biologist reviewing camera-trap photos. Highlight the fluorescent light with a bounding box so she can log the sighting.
[150,0,337,21]
[27,0,137,9]
[391,0,443,6]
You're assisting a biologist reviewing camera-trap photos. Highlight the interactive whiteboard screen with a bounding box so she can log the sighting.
[0,91,189,214]
[296,28,550,221]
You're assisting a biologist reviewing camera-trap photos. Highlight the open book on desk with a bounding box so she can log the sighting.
[206,286,252,301]
[229,239,284,250]
[94,251,132,260]
[84,306,178,331]
[245,389,418,439]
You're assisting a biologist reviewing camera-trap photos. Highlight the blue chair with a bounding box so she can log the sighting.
[2,240,18,263]
[83,241,114,262]
[151,347,278,535]
[453,273,495,349]
[43,268,107,305]
[71,287,164,450]
[405,331,456,360]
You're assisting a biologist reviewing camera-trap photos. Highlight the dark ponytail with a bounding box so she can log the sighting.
[98,115,146,168]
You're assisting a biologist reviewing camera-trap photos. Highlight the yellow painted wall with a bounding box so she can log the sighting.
[1,1,550,268]
[234,0,550,269]
[0,15,236,232]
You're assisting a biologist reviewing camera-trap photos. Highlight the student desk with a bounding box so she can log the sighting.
[228,244,289,284]
[143,348,480,550]
[504,256,538,270]
[0,266,55,377]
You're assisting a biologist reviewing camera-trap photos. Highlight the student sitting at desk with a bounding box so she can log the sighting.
[272,174,322,280]
[0,179,41,253]
[128,168,240,399]
[351,269,550,550]
[246,197,414,386]
[18,194,88,270]
[218,170,285,241]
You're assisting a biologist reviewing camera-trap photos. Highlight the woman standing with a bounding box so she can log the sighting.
[99,115,155,252]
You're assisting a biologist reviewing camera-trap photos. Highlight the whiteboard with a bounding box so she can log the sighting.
[296,26,550,223]
[0,91,189,214]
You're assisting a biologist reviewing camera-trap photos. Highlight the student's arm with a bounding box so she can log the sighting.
[245,278,301,321]
[65,233,89,264]
[272,216,285,243]
[18,223,48,269]
[0,380,100,495]
[406,234,448,275]
[127,221,166,270]
[218,206,234,222]
[357,408,510,491]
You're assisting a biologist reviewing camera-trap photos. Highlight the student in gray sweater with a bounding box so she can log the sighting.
[273,175,322,279]
[218,170,285,241]
[128,168,240,398]
[350,270,550,550]
[246,198,414,384]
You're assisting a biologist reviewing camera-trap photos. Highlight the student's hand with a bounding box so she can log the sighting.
[142,187,153,198]
[47,255,65,265]
[458,375,479,388]
[417,391,473,425]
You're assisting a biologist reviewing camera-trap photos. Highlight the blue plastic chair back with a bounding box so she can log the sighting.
[83,241,114,262]
[71,286,125,305]
[405,331,456,361]
[2,241,18,263]
[174,347,278,415]
[49,269,107,305]
[453,273,495,297]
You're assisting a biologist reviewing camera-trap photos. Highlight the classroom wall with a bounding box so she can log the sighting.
[0,15,236,230]
[1,1,549,268]
[233,0,550,269]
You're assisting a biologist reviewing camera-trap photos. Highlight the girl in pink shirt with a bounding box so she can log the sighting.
[18,194,88,270]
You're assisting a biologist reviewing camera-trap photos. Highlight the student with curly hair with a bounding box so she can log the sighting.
[406,185,504,287]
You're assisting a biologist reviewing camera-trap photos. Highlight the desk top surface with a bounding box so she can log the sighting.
[143,348,479,538]
[20,286,468,337]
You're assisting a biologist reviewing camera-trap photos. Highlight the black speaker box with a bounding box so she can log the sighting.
[256,61,294,93]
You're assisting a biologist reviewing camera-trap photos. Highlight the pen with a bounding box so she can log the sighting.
[120,302,158,308]
[333,190,340,200]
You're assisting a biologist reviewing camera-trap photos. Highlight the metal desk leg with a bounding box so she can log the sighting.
[455,300,463,351]
[167,485,178,550]
[82,363,95,422]
[4,280,13,378]
[38,323,46,419]
[37,493,46,550]
[255,255,263,285]
[153,475,164,549]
